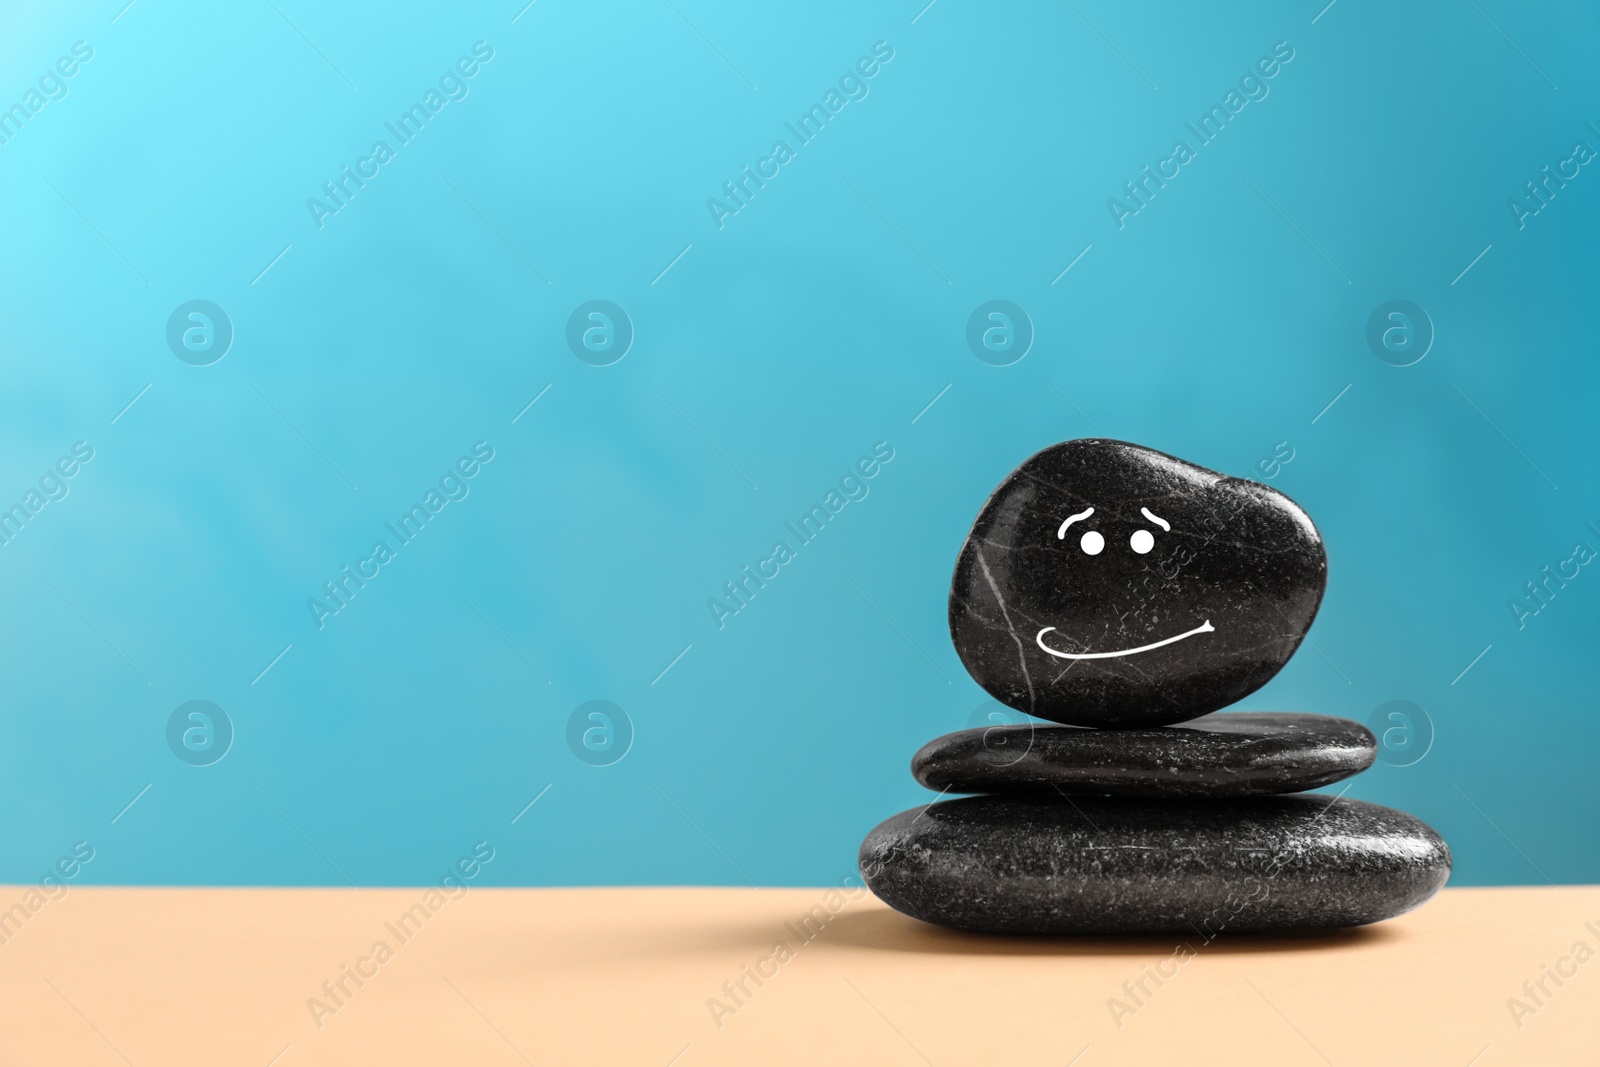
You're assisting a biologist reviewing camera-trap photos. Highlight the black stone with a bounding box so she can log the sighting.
[949,439,1327,728]
[859,794,1450,934]
[913,712,1375,798]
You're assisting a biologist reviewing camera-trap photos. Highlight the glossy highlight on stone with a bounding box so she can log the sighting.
[860,794,1451,934]
[948,439,1327,729]
[913,712,1375,798]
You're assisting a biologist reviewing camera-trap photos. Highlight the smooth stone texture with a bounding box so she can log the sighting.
[949,439,1327,728]
[913,712,1376,798]
[860,795,1450,934]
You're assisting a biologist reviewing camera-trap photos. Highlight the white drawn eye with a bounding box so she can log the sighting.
[1080,530,1105,555]
[1130,529,1154,554]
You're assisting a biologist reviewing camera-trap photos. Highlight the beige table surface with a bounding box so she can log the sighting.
[0,885,1594,1066]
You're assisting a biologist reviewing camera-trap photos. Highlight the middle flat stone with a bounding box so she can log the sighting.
[912,711,1375,798]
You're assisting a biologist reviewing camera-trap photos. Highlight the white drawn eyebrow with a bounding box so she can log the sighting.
[1057,507,1095,539]
[1141,507,1170,531]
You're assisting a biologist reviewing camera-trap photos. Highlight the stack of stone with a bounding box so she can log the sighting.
[860,439,1450,934]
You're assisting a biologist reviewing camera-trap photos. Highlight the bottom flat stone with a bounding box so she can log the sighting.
[859,794,1450,934]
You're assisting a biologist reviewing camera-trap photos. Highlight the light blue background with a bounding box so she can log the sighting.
[0,0,1595,887]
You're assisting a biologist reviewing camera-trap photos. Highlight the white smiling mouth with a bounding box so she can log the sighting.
[1035,620,1215,660]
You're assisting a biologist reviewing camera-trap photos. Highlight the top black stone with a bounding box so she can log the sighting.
[949,439,1327,728]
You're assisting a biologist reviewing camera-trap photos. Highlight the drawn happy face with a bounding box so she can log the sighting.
[1036,503,1216,661]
